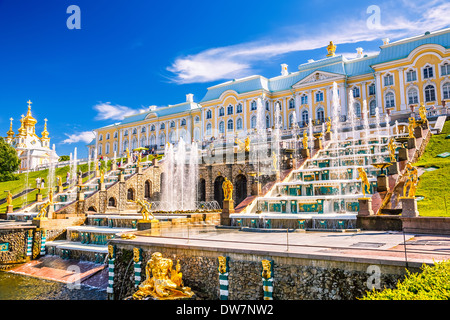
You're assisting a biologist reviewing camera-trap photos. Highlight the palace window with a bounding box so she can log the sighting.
[98,145,102,155]
[181,118,186,126]
[160,123,165,130]
[170,121,175,128]
[352,87,360,98]
[106,133,110,140]
[423,66,434,79]
[288,99,295,109]
[424,85,436,102]
[368,84,376,96]
[113,142,117,153]
[354,103,361,118]
[443,83,450,100]
[194,116,200,123]
[250,116,257,129]
[219,107,225,117]
[159,133,165,146]
[441,63,450,76]
[301,95,308,105]
[369,100,376,116]
[236,118,243,130]
[275,101,281,110]
[114,131,118,138]
[385,92,395,108]
[315,91,324,102]
[132,128,137,135]
[206,110,212,119]
[250,101,257,111]
[99,134,103,141]
[301,110,308,127]
[236,104,243,113]
[265,101,270,111]
[384,74,394,86]
[141,127,146,133]
[266,115,270,129]
[227,119,234,131]
[317,108,325,123]
[219,121,225,134]
[206,123,212,135]
[227,105,233,115]
[289,113,295,127]
[150,125,155,131]
[407,88,419,105]
[406,70,417,82]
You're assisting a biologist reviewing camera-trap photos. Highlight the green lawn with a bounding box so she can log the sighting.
[415,120,450,217]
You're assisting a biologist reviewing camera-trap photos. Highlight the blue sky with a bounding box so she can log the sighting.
[0,0,449,158]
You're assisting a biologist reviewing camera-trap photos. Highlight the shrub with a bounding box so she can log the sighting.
[360,260,450,300]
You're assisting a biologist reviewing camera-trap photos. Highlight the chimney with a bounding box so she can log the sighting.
[281,64,288,76]
[382,38,390,45]
[356,47,363,58]
[186,93,194,103]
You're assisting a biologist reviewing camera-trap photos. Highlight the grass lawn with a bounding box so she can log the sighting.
[415,120,450,217]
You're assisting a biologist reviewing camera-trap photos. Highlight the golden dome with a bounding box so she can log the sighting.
[41,118,49,140]
[17,115,26,136]
[23,100,37,127]
[6,118,14,138]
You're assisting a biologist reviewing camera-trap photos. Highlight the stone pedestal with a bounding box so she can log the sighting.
[376,175,389,193]
[95,170,100,178]
[77,191,85,201]
[414,126,423,139]
[6,205,14,214]
[398,147,409,162]
[56,185,64,194]
[251,182,261,196]
[301,148,310,158]
[136,166,142,174]
[407,137,416,150]
[36,193,43,202]
[388,162,399,175]
[78,177,83,185]
[111,162,117,171]
[47,205,54,219]
[358,198,374,216]
[401,197,419,217]
[99,183,106,191]
[324,132,332,141]
[137,219,160,231]
[152,158,158,167]
[314,138,322,150]
[119,172,125,182]
[221,200,234,226]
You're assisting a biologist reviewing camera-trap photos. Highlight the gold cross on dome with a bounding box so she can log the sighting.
[27,100,32,107]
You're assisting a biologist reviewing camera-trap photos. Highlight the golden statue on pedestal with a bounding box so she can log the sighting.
[132,199,156,222]
[302,130,308,149]
[388,138,396,162]
[357,167,371,198]
[222,177,233,201]
[326,117,332,133]
[35,191,54,220]
[6,191,12,206]
[235,138,245,152]
[403,162,418,198]
[326,41,336,57]
[244,136,250,152]
[272,151,277,171]
[261,260,272,279]
[100,169,105,184]
[407,117,416,138]
[132,252,194,300]
[419,103,427,123]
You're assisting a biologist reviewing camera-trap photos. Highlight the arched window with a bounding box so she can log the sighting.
[384,74,394,86]
[354,103,361,118]
[227,105,233,115]
[250,101,257,111]
[132,128,137,135]
[301,110,308,127]
[108,197,116,207]
[317,108,325,123]
[141,126,146,133]
[194,128,200,141]
[352,87,360,98]
[301,94,308,104]
[227,119,233,131]
[140,137,146,147]
[250,116,257,129]
[275,101,281,110]
[106,133,110,140]
[99,134,103,141]
[105,143,110,154]
[441,63,450,76]
[424,85,436,102]
[385,92,395,108]
[98,144,102,155]
[159,133,166,146]
[406,69,417,82]
[194,116,200,123]
[265,101,270,111]
[169,131,176,144]
[180,118,186,126]
[443,83,450,100]
[423,65,434,79]
[368,84,376,96]
[127,188,135,201]
[219,121,225,134]
[236,118,243,130]
[206,110,212,119]
[160,123,165,130]
[132,138,137,150]
[124,130,128,136]
[407,88,419,105]
[289,113,294,127]
[113,142,117,153]
[150,125,155,131]
[150,135,156,146]
[123,139,129,151]
[219,107,225,116]
[206,123,212,135]
[114,131,118,138]
[369,100,376,116]
[236,104,243,113]
[170,121,175,128]
[315,91,324,102]
[266,115,270,129]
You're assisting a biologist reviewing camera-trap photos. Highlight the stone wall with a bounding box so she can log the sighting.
[0,226,34,270]
[109,242,417,300]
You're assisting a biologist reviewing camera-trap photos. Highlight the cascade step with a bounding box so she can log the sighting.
[46,240,109,263]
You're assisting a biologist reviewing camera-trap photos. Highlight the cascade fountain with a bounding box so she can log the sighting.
[72,147,77,186]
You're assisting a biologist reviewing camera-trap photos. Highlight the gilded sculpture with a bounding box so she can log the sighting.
[6,191,12,206]
[222,177,233,201]
[261,259,272,279]
[407,117,416,138]
[272,151,277,171]
[244,136,250,152]
[35,191,54,220]
[100,169,105,184]
[403,162,418,198]
[133,248,141,263]
[218,256,228,274]
[419,103,427,123]
[388,138,396,162]
[132,199,156,222]
[132,252,194,300]
[302,130,308,149]
[235,138,245,152]
[357,167,371,198]
[326,117,331,133]
[326,41,336,57]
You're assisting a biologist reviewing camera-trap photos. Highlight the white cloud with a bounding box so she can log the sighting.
[93,102,150,121]
[166,1,450,84]
[62,131,95,144]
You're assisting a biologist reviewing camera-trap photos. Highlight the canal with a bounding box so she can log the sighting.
[0,271,107,300]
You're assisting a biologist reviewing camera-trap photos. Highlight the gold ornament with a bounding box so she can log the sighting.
[357,167,370,197]
[261,259,272,279]
[222,177,233,201]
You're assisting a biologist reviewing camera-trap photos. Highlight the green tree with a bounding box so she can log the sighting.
[59,155,70,162]
[0,137,20,181]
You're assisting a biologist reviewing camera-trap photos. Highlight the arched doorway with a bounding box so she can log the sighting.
[198,178,206,202]
[108,197,116,207]
[127,188,135,201]
[145,180,152,199]
[88,206,97,212]
[214,176,225,208]
[235,174,247,205]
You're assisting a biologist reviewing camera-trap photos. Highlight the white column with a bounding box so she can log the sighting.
[243,99,247,132]
[361,82,367,104]
[375,72,383,112]
[397,67,406,111]
[308,90,313,120]
[282,98,288,129]
[325,86,331,118]
[295,92,301,123]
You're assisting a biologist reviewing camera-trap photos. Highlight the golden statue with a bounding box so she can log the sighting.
[222,177,233,201]
[272,151,277,171]
[126,147,130,160]
[326,41,336,57]
[302,130,308,149]
[403,162,418,198]
[357,167,371,198]
[132,252,194,300]
[100,169,105,184]
[407,117,416,138]
[218,256,227,274]
[108,245,114,260]
[235,138,245,152]
[35,192,54,220]
[6,191,12,206]
[244,136,250,152]
[137,153,142,166]
[261,260,272,279]
[132,199,156,222]
[133,248,140,263]
[388,138,396,162]
[419,103,427,123]
[326,117,332,133]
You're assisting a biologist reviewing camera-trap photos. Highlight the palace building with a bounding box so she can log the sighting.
[4,100,59,171]
[88,28,450,159]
